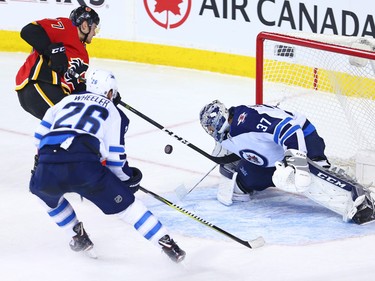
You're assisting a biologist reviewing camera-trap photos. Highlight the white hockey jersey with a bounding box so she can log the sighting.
[221,104,315,168]
[34,91,131,181]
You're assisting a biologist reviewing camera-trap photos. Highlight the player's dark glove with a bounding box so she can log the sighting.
[122,167,142,194]
[113,91,122,106]
[46,42,68,75]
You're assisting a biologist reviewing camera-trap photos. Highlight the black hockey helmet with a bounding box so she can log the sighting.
[69,5,100,27]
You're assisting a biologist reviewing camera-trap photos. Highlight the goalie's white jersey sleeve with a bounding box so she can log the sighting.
[34,91,131,181]
[221,104,312,167]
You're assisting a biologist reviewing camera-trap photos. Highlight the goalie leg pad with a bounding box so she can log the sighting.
[217,172,251,206]
[303,175,356,222]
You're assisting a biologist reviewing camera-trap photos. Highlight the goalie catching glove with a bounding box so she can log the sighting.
[272,149,312,193]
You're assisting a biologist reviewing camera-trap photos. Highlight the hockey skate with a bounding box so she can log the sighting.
[158,235,186,263]
[326,165,375,225]
[69,222,95,253]
[352,190,375,225]
[352,201,375,225]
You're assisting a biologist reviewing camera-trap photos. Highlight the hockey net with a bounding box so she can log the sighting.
[256,32,375,181]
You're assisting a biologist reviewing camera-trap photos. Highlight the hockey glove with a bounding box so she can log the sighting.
[272,161,297,193]
[283,149,311,190]
[113,91,122,106]
[122,167,142,194]
[46,42,68,75]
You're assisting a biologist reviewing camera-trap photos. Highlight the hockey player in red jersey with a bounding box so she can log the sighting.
[15,5,100,119]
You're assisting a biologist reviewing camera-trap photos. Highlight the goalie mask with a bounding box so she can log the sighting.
[86,69,118,100]
[199,100,230,142]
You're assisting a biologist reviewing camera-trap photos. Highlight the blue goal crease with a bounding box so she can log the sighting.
[143,187,375,245]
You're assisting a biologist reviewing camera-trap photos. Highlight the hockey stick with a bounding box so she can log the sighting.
[118,101,240,164]
[69,72,240,165]
[175,163,219,200]
[139,186,265,249]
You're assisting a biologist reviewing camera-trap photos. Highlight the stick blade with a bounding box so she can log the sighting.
[84,248,98,259]
[249,236,266,249]
[175,184,189,200]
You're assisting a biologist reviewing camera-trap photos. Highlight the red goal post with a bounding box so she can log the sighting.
[255,32,375,184]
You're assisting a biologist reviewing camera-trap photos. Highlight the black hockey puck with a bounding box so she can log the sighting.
[164,144,173,154]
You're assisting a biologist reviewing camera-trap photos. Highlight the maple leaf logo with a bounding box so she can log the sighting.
[154,0,183,15]
[144,0,191,29]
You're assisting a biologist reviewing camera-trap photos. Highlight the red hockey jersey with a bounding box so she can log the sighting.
[15,17,89,94]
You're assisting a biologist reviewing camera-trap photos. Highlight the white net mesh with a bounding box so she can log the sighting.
[258,32,375,171]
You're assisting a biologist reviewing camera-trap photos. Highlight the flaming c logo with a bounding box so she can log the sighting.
[144,0,192,29]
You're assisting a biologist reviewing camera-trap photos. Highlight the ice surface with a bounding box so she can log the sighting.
[1,53,374,281]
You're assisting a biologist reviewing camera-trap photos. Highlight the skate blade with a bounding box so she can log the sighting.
[358,217,375,225]
[84,247,98,259]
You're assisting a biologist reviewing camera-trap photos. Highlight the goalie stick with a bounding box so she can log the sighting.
[118,101,240,164]
[175,163,219,200]
[139,186,265,249]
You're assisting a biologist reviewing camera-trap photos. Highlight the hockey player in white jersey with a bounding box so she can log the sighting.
[29,69,186,262]
[199,100,375,225]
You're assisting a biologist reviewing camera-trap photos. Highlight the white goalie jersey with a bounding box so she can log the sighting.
[221,104,310,168]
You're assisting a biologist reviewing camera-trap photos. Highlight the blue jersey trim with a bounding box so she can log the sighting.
[34,132,43,141]
[109,146,125,153]
[303,123,316,137]
[274,117,292,144]
[280,125,301,146]
[40,120,52,129]
[39,133,76,148]
[106,160,124,167]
